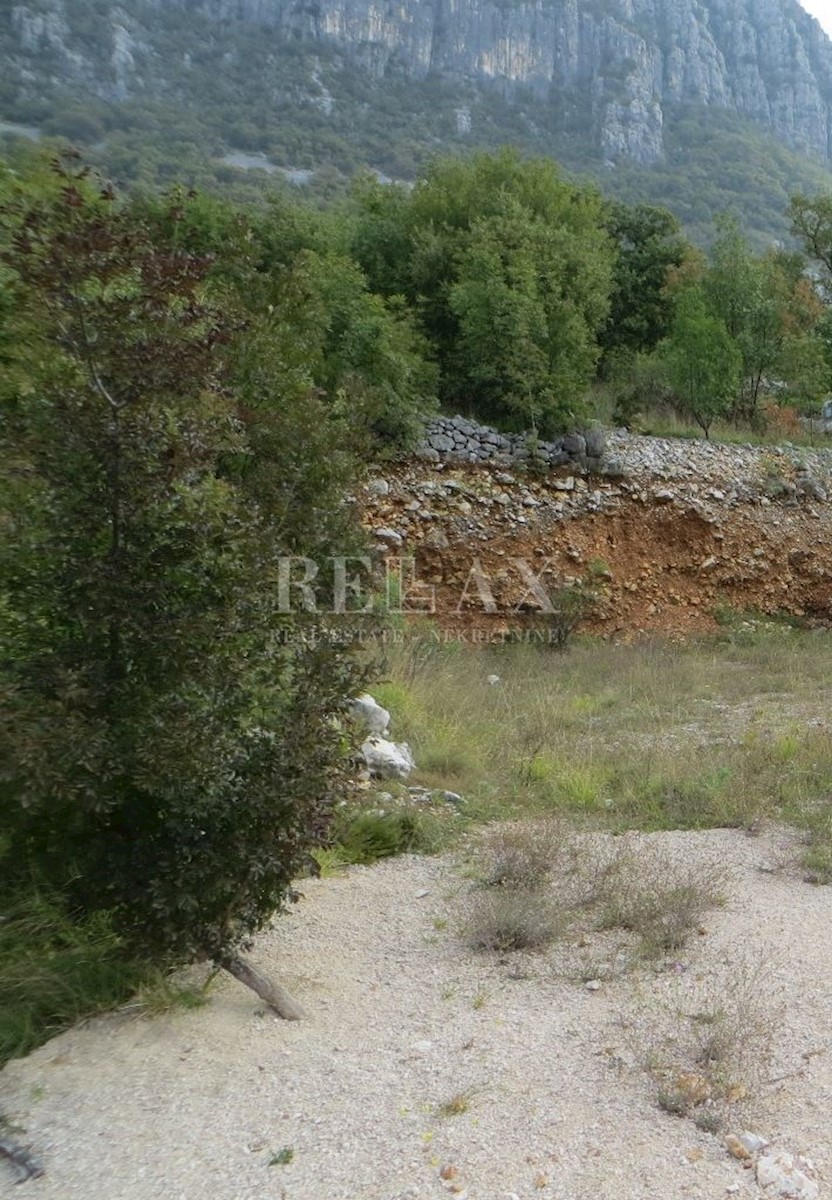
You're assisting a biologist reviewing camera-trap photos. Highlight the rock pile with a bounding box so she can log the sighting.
[349,693,416,780]
[417,415,832,497]
[419,415,608,471]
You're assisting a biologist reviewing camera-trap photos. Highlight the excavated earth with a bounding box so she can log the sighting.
[361,433,832,638]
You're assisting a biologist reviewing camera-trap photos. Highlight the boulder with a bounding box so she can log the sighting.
[428,433,455,453]
[349,693,390,736]
[584,427,607,457]
[562,433,587,457]
[361,736,416,780]
[756,1151,818,1199]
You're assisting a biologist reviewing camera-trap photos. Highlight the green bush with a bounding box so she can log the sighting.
[0,164,365,997]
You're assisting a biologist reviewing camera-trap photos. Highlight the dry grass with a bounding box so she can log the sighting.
[464,887,565,952]
[464,823,727,963]
[593,843,728,958]
[639,962,782,1130]
[479,820,568,889]
[435,1088,478,1118]
[375,628,832,869]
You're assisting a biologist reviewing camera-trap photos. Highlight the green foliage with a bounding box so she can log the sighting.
[658,286,742,436]
[0,889,150,1066]
[292,249,438,452]
[332,808,428,864]
[703,217,824,422]
[601,201,690,365]
[353,150,615,433]
[789,192,832,279]
[0,161,366,975]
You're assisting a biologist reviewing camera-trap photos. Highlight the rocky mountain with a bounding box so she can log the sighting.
[5,0,832,238]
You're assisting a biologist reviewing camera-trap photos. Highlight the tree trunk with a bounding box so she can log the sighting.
[221,954,306,1021]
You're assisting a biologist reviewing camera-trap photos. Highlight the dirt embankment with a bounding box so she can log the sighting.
[361,435,832,638]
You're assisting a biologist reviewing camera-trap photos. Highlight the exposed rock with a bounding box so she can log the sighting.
[361,736,416,780]
[738,1131,770,1155]
[349,693,391,736]
[13,0,832,170]
[562,433,587,458]
[374,526,404,546]
[584,427,607,458]
[725,1133,752,1161]
[756,1150,818,1199]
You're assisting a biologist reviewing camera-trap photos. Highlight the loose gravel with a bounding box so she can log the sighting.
[2,827,831,1200]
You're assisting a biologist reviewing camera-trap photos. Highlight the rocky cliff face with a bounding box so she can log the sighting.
[5,0,832,165]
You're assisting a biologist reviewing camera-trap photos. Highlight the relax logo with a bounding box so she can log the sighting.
[276,556,575,615]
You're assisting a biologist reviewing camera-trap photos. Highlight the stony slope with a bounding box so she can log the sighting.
[361,430,832,638]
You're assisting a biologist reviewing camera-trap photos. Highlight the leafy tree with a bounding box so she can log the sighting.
[287,249,438,452]
[659,286,741,437]
[789,193,832,279]
[705,217,823,422]
[0,162,365,1015]
[131,185,436,452]
[600,201,690,365]
[352,149,615,433]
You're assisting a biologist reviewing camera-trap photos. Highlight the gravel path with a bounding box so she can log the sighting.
[2,827,831,1200]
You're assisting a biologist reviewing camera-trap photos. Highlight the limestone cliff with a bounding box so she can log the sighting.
[4,0,832,166]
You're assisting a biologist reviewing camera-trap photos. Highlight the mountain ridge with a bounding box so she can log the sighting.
[5,0,832,241]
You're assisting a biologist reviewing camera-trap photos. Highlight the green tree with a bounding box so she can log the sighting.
[600,201,690,365]
[352,149,615,433]
[660,286,741,437]
[0,163,365,1015]
[705,217,822,422]
[789,193,832,279]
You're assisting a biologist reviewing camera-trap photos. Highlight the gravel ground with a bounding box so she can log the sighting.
[606,431,832,488]
[2,827,832,1200]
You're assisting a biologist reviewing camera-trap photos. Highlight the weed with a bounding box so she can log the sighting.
[269,1147,295,1166]
[310,846,352,877]
[0,889,151,1068]
[480,821,564,890]
[595,844,727,958]
[331,808,438,865]
[640,962,781,1126]
[693,1107,724,1134]
[436,1089,476,1118]
[465,887,564,952]
[132,969,214,1017]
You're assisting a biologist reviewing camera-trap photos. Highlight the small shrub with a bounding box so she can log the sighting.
[480,821,564,889]
[546,581,599,651]
[595,844,727,957]
[641,963,781,1126]
[465,887,563,952]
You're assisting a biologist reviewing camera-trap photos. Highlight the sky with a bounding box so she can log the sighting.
[800,0,832,36]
